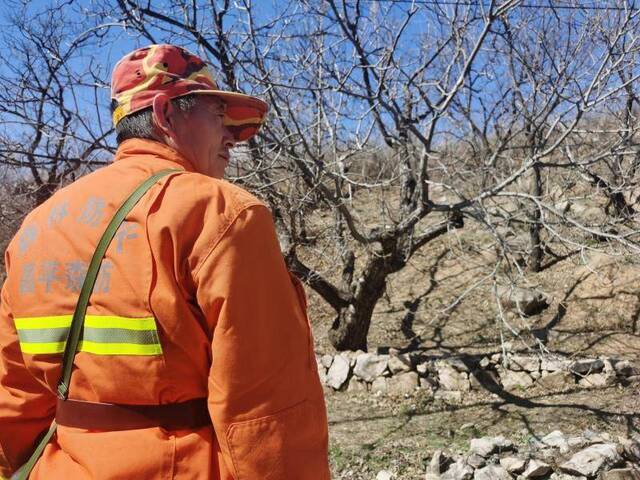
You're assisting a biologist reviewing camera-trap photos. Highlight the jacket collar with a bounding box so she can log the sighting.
[113,138,199,173]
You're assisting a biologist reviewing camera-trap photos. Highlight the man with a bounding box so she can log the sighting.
[0,44,330,479]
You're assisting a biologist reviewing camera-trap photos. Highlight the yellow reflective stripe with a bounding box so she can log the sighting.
[15,315,162,356]
[20,342,66,354]
[15,315,157,331]
[19,341,162,356]
[77,341,162,356]
[15,316,72,329]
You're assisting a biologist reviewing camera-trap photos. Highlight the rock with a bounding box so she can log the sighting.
[541,430,568,450]
[441,459,474,480]
[376,470,394,480]
[353,353,388,382]
[570,358,604,375]
[614,360,639,377]
[419,377,436,394]
[444,358,471,372]
[388,353,413,374]
[326,354,351,390]
[550,474,587,480]
[537,370,574,391]
[428,450,447,474]
[479,357,491,369]
[578,372,614,388]
[568,436,587,449]
[541,356,569,372]
[509,355,540,372]
[469,370,500,391]
[469,436,514,457]
[522,459,551,478]
[603,469,640,480]
[417,362,430,375]
[321,353,333,369]
[465,453,485,469]
[620,437,640,463]
[437,363,471,391]
[497,286,549,316]
[371,377,387,394]
[347,377,368,392]
[583,429,612,444]
[473,464,511,480]
[499,456,526,474]
[388,372,419,396]
[499,369,534,390]
[317,364,327,385]
[559,443,624,477]
[602,468,640,480]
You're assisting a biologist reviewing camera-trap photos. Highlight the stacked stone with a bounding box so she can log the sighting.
[375,431,640,479]
[315,351,639,397]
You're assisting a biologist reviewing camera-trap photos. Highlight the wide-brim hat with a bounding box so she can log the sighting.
[111,44,268,142]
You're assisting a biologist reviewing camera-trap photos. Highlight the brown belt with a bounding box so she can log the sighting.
[56,397,212,431]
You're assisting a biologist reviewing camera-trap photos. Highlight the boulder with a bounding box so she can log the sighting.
[522,459,551,478]
[371,377,388,394]
[347,377,368,392]
[353,353,388,382]
[326,354,351,390]
[541,356,569,372]
[469,436,514,457]
[537,371,574,391]
[388,353,413,374]
[509,355,540,372]
[499,456,526,474]
[388,372,419,396]
[473,465,511,480]
[376,470,394,480]
[320,353,333,369]
[570,359,604,375]
[578,372,614,388]
[437,363,471,391]
[465,453,485,469]
[541,430,569,452]
[441,458,474,480]
[614,360,639,377]
[559,443,624,477]
[620,437,640,463]
[497,286,549,316]
[498,369,534,390]
[602,469,640,480]
[427,450,448,475]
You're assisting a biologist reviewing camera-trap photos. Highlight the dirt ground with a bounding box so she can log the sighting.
[306,228,640,479]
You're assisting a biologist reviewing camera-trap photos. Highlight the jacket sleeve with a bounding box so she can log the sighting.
[0,252,56,479]
[194,204,330,480]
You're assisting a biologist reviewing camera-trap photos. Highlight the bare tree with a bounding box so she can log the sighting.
[3,0,640,353]
[0,1,115,207]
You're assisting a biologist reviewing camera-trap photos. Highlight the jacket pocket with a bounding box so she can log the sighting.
[225,399,329,480]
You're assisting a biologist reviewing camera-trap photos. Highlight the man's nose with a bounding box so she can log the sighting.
[223,126,236,149]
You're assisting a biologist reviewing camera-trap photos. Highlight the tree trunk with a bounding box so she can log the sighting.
[528,163,543,272]
[328,254,389,351]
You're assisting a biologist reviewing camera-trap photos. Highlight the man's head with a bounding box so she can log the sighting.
[110,44,268,178]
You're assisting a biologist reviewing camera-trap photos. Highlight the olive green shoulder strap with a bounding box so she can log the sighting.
[17,168,181,480]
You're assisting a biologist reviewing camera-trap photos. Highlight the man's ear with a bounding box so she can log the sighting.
[151,93,177,140]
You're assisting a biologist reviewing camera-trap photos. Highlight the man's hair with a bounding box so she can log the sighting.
[111,93,200,145]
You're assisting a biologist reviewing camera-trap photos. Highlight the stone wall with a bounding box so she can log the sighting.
[375,431,640,480]
[316,349,639,398]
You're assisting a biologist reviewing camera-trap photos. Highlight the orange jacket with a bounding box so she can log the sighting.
[0,138,330,479]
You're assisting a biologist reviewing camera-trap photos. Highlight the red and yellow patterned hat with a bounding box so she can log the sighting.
[111,44,268,142]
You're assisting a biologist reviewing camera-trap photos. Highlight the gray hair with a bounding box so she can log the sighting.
[111,94,199,145]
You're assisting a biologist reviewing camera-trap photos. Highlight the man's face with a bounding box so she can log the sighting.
[172,96,235,178]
